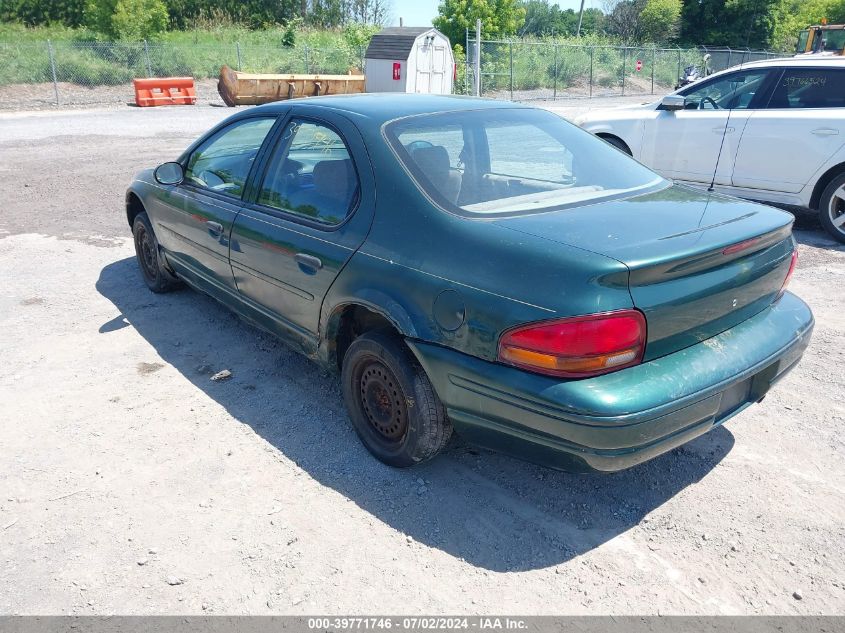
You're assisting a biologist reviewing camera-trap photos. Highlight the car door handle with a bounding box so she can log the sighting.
[294,253,323,271]
[206,221,224,235]
[811,128,839,136]
[712,126,735,133]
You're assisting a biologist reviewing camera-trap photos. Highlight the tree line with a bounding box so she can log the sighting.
[434,0,845,51]
[3,0,845,50]
[0,0,390,36]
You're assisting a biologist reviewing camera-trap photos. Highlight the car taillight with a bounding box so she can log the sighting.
[497,310,647,378]
[776,249,798,300]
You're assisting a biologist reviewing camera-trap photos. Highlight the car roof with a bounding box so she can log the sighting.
[728,56,845,69]
[246,93,525,124]
[674,55,845,90]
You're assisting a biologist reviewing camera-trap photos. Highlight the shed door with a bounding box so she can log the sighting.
[416,41,431,93]
[431,45,446,94]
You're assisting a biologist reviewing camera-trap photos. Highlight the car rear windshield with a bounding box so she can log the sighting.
[385,108,665,216]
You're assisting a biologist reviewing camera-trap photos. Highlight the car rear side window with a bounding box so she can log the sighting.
[257,119,360,225]
[767,68,845,109]
[184,117,275,199]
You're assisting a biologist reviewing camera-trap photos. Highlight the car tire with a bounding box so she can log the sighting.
[819,173,845,244]
[601,135,632,156]
[132,211,181,293]
[341,329,452,467]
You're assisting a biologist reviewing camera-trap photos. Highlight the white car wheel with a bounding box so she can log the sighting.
[820,174,845,244]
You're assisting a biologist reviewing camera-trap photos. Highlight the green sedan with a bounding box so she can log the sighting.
[125,94,813,472]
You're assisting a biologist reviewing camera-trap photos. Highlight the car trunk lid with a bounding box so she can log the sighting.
[494,185,796,360]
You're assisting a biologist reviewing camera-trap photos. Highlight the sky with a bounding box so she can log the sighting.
[387,0,601,28]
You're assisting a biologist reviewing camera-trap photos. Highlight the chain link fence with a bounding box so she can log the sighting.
[0,36,783,109]
[462,34,783,101]
[0,39,366,109]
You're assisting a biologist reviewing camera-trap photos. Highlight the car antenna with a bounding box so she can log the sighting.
[708,57,745,193]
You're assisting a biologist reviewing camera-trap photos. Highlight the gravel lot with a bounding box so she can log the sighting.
[1,100,844,616]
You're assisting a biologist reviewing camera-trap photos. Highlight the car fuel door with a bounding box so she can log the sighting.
[229,110,375,350]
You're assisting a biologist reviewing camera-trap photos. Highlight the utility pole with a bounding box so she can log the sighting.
[576,0,586,37]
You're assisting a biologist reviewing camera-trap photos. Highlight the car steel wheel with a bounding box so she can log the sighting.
[132,211,180,293]
[359,359,408,444]
[135,223,158,284]
[341,330,452,467]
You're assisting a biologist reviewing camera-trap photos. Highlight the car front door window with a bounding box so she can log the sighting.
[184,117,276,198]
[680,70,770,110]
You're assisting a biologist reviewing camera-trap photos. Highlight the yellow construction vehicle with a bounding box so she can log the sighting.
[796,22,845,56]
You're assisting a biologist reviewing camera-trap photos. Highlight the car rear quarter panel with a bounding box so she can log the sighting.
[805,144,845,209]
[321,123,635,362]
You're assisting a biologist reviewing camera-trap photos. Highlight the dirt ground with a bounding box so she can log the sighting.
[0,101,844,616]
[0,79,227,112]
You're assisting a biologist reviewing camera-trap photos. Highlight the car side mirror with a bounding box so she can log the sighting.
[154,161,184,186]
[661,95,687,111]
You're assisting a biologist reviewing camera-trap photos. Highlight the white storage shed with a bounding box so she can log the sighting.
[364,27,454,95]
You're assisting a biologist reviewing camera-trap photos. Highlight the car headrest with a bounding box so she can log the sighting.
[313,159,355,202]
[411,145,451,183]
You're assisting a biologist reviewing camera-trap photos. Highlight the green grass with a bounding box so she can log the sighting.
[0,23,368,85]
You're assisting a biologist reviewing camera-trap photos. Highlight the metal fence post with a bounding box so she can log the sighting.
[236,42,242,71]
[553,44,558,101]
[589,47,593,98]
[677,48,682,86]
[474,19,481,97]
[143,39,152,77]
[47,39,59,106]
[621,47,626,96]
[509,41,514,101]
[651,47,655,94]
[465,27,469,95]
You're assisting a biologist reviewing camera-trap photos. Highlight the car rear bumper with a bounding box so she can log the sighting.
[406,292,814,473]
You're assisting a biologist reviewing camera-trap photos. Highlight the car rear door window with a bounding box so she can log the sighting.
[766,68,845,109]
[257,120,360,225]
[184,117,276,199]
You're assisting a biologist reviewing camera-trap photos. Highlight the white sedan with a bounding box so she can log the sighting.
[575,57,845,242]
